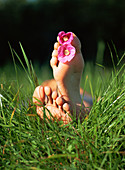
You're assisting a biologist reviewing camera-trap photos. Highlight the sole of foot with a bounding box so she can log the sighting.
[33,85,72,125]
[50,32,88,120]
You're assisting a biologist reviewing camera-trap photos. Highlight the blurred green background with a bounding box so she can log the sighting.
[0,0,125,67]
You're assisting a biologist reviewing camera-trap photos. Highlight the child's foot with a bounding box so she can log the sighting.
[50,33,88,120]
[33,85,72,124]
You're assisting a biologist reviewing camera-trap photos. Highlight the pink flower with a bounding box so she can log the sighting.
[58,44,76,63]
[58,31,74,45]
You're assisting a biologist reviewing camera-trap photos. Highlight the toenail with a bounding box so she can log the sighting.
[56,97,64,105]
[63,103,70,111]
[45,86,51,95]
[52,91,58,100]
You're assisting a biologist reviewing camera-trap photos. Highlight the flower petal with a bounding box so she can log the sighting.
[58,44,76,63]
[58,31,74,45]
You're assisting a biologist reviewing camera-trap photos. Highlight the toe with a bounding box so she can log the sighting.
[50,56,58,68]
[39,86,45,99]
[52,91,58,100]
[57,36,59,42]
[50,48,59,69]
[44,86,52,95]
[52,49,58,58]
[63,103,70,113]
[52,91,58,106]
[33,86,40,103]
[56,96,64,106]
[54,42,60,50]
[33,86,45,104]
[36,106,44,119]
[71,33,81,53]
[44,86,53,104]
[56,96,64,111]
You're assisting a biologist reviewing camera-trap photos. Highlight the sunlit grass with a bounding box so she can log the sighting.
[0,44,125,169]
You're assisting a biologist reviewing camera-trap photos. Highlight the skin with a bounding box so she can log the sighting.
[33,85,72,125]
[41,78,92,108]
[50,33,88,120]
[33,33,89,124]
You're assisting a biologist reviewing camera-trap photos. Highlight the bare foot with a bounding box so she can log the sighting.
[33,85,72,124]
[41,79,93,108]
[50,33,88,120]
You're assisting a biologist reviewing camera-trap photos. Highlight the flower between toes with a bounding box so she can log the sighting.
[58,31,74,45]
[58,44,76,63]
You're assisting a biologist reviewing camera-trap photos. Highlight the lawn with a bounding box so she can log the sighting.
[0,44,125,169]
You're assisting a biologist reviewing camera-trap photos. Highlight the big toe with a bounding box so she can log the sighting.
[33,86,45,104]
[71,33,81,53]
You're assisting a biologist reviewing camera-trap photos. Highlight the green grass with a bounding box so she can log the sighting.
[0,44,125,169]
